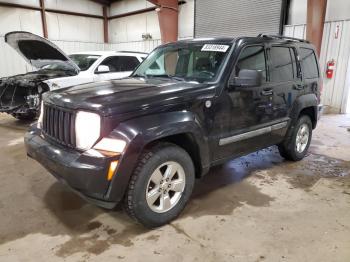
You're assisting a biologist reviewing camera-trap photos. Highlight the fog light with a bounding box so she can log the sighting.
[107,160,119,181]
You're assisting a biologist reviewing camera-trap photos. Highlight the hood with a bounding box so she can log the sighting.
[0,70,75,84]
[5,31,80,74]
[44,78,216,116]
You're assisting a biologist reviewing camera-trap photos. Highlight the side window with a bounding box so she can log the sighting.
[270,46,297,82]
[299,48,319,79]
[118,56,140,71]
[235,46,267,81]
[99,56,140,73]
[99,56,120,73]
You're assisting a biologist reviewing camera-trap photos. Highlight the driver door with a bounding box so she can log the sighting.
[212,44,277,161]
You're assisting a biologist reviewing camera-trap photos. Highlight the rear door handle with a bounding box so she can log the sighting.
[261,89,273,96]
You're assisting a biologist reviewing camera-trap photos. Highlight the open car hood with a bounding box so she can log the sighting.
[5,31,80,74]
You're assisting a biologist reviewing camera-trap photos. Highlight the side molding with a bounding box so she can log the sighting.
[219,121,288,146]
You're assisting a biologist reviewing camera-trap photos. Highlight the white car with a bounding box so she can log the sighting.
[46,50,147,90]
[0,31,147,120]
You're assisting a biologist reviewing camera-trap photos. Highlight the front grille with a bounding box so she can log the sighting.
[42,104,76,147]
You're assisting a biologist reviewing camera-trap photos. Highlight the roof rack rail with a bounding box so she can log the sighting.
[117,50,148,54]
[257,34,309,43]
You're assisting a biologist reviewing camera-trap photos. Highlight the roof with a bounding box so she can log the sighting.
[176,37,236,44]
[69,51,148,56]
[161,35,313,49]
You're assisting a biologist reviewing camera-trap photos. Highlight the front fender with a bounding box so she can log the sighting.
[104,111,209,203]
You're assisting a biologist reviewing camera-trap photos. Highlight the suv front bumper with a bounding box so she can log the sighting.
[25,126,120,209]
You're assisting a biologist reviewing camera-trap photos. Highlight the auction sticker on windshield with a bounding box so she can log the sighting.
[201,44,229,52]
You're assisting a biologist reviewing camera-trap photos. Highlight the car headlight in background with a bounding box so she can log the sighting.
[37,101,44,129]
[93,138,126,155]
[75,111,101,150]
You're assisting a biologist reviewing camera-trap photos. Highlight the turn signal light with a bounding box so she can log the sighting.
[107,160,119,181]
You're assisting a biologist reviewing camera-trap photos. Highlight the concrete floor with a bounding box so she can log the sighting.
[0,114,349,262]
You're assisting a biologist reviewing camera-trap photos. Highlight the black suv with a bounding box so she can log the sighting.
[25,35,322,227]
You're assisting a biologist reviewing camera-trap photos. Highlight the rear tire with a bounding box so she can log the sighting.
[278,115,312,161]
[124,143,195,228]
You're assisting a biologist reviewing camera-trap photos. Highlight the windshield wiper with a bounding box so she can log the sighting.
[132,73,146,78]
[145,74,185,81]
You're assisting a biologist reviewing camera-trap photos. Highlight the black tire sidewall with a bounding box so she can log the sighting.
[130,145,195,227]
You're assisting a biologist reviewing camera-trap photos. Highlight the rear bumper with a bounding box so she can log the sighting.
[25,125,119,209]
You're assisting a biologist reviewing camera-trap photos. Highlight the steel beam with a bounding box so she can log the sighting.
[103,6,108,43]
[39,0,48,38]
[148,0,179,44]
[306,0,327,56]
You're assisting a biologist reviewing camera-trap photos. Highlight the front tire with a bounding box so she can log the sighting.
[124,143,195,228]
[278,115,312,161]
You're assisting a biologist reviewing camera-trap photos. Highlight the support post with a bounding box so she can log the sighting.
[148,0,179,44]
[39,0,48,38]
[103,6,109,43]
[306,0,327,56]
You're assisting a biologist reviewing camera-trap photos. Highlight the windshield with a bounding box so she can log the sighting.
[68,54,101,71]
[133,43,232,82]
[39,61,77,73]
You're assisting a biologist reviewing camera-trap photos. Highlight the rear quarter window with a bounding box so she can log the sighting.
[299,48,319,79]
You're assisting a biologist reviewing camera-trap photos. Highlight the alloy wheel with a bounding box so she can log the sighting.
[146,161,186,213]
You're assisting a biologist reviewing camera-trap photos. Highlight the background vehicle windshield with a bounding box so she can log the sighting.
[133,43,231,82]
[69,54,101,71]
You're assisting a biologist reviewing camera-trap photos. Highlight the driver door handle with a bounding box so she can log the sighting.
[261,88,273,96]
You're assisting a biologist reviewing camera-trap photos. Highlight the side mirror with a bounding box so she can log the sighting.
[96,65,110,74]
[229,69,262,88]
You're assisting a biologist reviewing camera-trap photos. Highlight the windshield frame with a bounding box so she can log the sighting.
[132,41,234,84]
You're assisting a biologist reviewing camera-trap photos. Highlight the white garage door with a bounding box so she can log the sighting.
[195,0,283,38]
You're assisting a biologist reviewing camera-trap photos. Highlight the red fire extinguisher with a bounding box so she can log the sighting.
[326,60,335,79]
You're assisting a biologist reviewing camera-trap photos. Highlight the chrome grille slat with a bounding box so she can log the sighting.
[42,104,75,147]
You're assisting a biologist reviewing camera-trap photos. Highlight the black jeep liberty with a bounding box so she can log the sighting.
[25,35,322,227]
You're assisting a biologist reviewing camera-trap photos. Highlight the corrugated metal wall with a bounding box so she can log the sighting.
[195,0,282,37]
[284,20,350,113]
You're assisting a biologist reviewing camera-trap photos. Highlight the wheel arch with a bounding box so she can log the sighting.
[144,133,203,178]
[290,93,318,129]
[298,106,317,129]
[105,111,210,203]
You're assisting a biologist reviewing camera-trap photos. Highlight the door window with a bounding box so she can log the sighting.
[118,56,140,71]
[235,46,267,81]
[299,48,319,79]
[270,46,297,82]
[99,56,140,73]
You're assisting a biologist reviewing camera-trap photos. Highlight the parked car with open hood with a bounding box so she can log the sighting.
[0,31,147,120]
